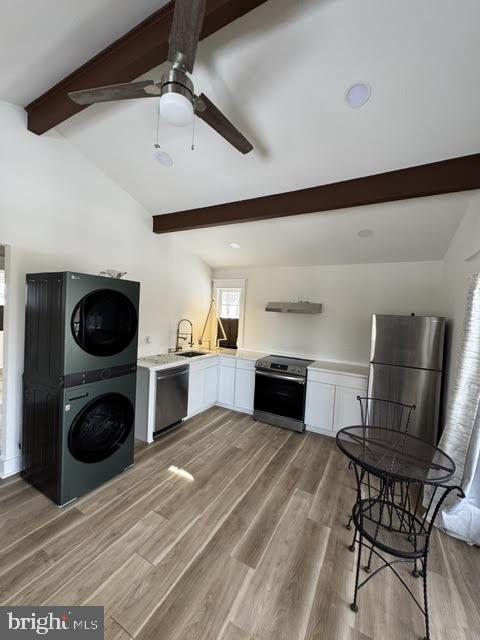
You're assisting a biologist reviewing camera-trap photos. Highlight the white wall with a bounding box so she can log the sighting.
[0,100,211,475]
[442,193,480,410]
[213,261,447,364]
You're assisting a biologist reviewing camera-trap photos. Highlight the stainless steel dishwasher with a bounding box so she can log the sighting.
[154,364,189,436]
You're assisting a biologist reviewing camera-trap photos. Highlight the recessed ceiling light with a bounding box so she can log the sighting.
[357,229,374,238]
[229,242,241,249]
[345,82,372,108]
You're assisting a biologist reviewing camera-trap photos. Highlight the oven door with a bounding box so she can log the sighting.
[254,369,306,425]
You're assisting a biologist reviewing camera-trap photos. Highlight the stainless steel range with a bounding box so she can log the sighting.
[254,355,314,432]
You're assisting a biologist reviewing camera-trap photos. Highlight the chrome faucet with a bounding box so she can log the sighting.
[176,319,194,351]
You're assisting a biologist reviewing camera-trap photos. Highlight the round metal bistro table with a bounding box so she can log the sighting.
[336,426,461,640]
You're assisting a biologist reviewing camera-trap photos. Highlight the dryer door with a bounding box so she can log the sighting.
[68,393,134,463]
[71,289,138,357]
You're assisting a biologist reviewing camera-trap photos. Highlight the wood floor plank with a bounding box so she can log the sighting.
[136,548,249,640]
[7,438,222,604]
[308,452,357,528]
[86,552,156,619]
[0,483,42,515]
[218,622,255,640]
[233,489,330,640]
[111,442,278,637]
[45,511,165,605]
[292,431,335,494]
[104,617,133,640]
[0,506,85,578]
[0,408,476,640]
[232,465,303,568]
[0,492,62,549]
[304,559,356,640]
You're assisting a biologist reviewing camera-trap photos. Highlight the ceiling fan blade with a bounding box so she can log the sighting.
[195,94,254,154]
[69,80,160,105]
[168,0,207,73]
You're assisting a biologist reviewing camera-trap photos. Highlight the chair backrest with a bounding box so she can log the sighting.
[357,396,415,434]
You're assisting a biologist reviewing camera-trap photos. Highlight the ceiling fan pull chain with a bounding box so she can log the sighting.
[191,114,196,151]
[156,99,161,147]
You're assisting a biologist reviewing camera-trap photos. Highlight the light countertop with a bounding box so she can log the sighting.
[137,348,268,372]
[138,349,368,377]
[308,360,369,377]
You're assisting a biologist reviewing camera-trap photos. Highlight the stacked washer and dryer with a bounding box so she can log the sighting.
[22,272,140,506]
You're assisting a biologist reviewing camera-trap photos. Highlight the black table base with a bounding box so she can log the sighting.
[336,426,463,640]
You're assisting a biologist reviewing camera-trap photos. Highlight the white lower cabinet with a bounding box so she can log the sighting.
[187,366,204,416]
[204,363,219,407]
[304,381,335,432]
[305,370,367,434]
[334,385,363,431]
[234,367,255,412]
[218,365,235,406]
[187,357,219,416]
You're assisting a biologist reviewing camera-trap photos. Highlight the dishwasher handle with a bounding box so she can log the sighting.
[157,366,189,381]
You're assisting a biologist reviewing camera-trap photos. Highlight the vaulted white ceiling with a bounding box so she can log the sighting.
[0,0,169,106]
[2,0,478,268]
[174,193,473,268]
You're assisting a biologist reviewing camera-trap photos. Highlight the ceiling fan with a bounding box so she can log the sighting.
[68,0,253,154]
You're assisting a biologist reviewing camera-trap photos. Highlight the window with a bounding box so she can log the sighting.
[213,279,246,349]
[217,288,241,319]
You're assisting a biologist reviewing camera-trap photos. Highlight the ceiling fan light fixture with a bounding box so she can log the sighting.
[159,91,194,127]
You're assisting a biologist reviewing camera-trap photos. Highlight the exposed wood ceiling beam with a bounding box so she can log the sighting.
[152,153,480,234]
[25,0,268,134]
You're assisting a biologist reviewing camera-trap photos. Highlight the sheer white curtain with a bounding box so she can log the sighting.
[437,273,480,544]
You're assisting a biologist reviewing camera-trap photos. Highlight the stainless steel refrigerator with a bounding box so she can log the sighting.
[368,314,445,444]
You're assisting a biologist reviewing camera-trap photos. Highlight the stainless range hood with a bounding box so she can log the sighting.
[265,301,323,314]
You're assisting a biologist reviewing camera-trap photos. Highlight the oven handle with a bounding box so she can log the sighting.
[255,370,305,384]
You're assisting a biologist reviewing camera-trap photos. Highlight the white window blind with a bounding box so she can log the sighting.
[0,270,5,305]
[218,288,241,319]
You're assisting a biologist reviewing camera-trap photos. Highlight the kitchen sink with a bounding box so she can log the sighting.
[176,351,206,358]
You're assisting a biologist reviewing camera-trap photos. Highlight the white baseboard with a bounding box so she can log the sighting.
[305,424,336,438]
[0,454,22,479]
[216,402,253,415]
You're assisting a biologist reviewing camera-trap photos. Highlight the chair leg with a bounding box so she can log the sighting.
[351,530,363,612]
[364,543,375,573]
[346,514,353,531]
[412,558,421,577]
[422,556,430,640]
[348,525,356,552]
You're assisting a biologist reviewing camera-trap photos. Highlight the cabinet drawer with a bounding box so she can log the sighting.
[307,368,367,390]
[189,356,218,371]
[219,356,235,368]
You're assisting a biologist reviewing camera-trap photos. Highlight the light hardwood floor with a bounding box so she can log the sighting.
[0,407,478,640]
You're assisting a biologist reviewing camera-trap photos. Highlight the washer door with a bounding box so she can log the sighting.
[68,393,134,463]
[71,289,138,357]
